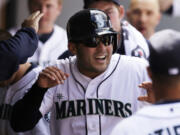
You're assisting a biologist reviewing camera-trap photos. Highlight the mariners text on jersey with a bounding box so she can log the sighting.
[55,98,132,119]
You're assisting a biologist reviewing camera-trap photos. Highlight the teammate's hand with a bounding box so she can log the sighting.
[138,82,155,104]
[37,66,69,88]
[21,10,44,33]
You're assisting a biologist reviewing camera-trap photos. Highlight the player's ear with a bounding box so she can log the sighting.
[118,5,125,20]
[156,12,162,26]
[68,42,77,55]
[57,3,63,15]
[147,66,152,79]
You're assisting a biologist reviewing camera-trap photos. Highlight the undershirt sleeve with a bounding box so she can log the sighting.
[10,82,48,132]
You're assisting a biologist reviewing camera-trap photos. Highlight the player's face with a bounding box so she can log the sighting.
[29,0,62,29]
[127,0,161,39]
[88,1,124,33]
[74,36,113,78]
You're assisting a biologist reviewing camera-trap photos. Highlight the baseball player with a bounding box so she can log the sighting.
[0,64,48,135]
[59,0,149,59]
[111,29,180,135]
[0,11,51,135]
[0,10,50,135]
[9,0,68,66]
[0,11,43,82]
[10,9,150,135]
[126,0,161,40]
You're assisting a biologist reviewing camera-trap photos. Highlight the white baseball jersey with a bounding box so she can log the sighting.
[9,24,68,66]
[0,66,50,135]
[120,21,149,59]
[111,102,180,135]
[39,54,150,135]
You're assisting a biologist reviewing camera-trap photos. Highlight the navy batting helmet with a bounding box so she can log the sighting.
[66,9,117,52]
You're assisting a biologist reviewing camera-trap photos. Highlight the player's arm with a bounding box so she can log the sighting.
[0,11,43,81]
[2,11,44,63]
[10,66,69,132]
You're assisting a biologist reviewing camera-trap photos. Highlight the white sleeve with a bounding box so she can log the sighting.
[173,0,180,16]
[39,87,55,116]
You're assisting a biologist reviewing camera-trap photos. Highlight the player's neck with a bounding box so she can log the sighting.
[38,25,54,35]
[146,30,155,40]
[155,86,180,102]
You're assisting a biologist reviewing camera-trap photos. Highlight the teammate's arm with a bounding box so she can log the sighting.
[10,66,69,132]
[0,11,43,81]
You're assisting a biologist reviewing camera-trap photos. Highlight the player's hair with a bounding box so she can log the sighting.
[0,29,12,41]
[84,0,121,9]
[151,73,180,88]
[84,0,121,13]
[28,0,63,5]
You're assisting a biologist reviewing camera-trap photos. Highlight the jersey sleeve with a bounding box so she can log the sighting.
[7,27,38,64]
[39,87,55,116]
[10,82,48,132]
[0,27,38,81]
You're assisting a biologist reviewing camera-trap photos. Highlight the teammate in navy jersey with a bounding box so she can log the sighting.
[0,11,43,81]
[59,0,149,59]
[0,11,53,135]
[111,29,180,135]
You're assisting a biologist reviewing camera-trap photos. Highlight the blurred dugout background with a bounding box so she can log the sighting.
[0,0,180,31]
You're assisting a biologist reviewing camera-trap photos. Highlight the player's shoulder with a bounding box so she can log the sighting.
[121,20,147,43]
[121,21,149,58]
[122,20,143,36]
[137,102,180,118]
[54,24,67,34]
[110,113,138,135]
[49,56,76,70]
[52,25,67,42]
[119,54,149,67]
[111,54,148,76]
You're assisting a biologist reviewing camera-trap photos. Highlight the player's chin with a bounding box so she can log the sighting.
[93,67,107,74]
[39,20,50,26]
[94,63,109,73]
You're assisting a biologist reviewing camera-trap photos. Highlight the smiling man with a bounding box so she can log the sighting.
[10,9,150,135]
[59,0,150,60]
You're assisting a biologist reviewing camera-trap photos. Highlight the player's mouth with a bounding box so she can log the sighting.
[95,55,106,63]
[138,27,146,34]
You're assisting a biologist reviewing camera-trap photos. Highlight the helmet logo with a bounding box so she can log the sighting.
[91,10,108,29]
